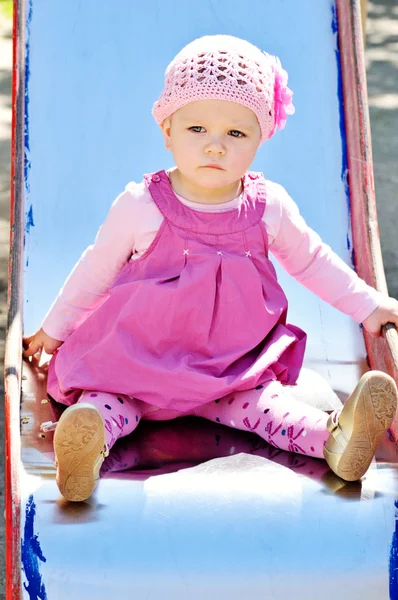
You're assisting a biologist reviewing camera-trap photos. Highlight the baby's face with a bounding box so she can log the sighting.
[161,99,261,190]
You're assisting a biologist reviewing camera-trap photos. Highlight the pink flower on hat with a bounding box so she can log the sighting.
[269,54,295,133]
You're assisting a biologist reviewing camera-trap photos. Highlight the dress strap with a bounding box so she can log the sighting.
[144,170,267,236]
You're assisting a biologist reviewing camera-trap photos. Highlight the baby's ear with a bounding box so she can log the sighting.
[160,117,172,151]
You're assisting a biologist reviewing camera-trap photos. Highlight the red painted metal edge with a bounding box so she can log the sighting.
[5,0,24,597]
[336,0,398,437]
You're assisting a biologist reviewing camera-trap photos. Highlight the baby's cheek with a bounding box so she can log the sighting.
[230,151,253,174]
[176,147,197,170]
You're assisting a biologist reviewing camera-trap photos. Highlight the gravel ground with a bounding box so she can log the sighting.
[0,1,397,596]
[366,0,398,297]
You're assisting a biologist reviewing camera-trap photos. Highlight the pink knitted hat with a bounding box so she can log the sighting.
[152,35,295,143]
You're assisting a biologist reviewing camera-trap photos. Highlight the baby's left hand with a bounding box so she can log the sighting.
[362,296,398,337]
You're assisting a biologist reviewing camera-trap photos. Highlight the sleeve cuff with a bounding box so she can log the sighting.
[41,313,72,342]
[350,287,384,323]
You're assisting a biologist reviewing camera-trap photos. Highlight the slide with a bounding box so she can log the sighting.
[5,0,398,598]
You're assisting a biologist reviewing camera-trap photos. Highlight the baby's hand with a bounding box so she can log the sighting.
[362,297,398,337]
[23,328,63,358]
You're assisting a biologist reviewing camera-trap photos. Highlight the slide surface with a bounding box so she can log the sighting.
[5,1,398,598]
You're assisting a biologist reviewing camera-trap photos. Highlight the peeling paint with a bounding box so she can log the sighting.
[390,500,398,599]
[331,2,338,33]
[25,204,35,235]
[24,0,33,261]
[24,0,32,194]
[331,2,355,266]
[21,495,47,600]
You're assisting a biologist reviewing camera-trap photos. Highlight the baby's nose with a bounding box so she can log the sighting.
[205,142,226,155]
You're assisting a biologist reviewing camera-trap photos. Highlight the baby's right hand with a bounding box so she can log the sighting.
[23,328,63,358]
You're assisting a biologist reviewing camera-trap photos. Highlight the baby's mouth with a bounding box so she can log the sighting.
[202,164,225,171]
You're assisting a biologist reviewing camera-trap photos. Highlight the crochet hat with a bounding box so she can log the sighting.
[152,35,295,143]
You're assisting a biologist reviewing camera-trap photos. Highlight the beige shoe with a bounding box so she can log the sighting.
[323,371,397,481]
[54,403,109,502]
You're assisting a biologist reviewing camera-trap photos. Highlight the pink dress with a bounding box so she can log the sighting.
[46,170,307,411]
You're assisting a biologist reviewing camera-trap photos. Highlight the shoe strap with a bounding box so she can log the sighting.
[327,409,349,448]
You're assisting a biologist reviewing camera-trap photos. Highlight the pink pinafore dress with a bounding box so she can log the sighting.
[47,170,306,411]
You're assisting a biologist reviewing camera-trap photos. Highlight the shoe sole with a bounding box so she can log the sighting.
[54,403,105,502]
[324,371,397,481]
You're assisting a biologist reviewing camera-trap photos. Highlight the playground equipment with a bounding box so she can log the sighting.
[5,0,398,598]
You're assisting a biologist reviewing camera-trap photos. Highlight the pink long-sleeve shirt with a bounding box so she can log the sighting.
[42,176,382,342]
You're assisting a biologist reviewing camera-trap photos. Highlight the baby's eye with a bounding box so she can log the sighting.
[229,130,246,138]
[189,126,206,133]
